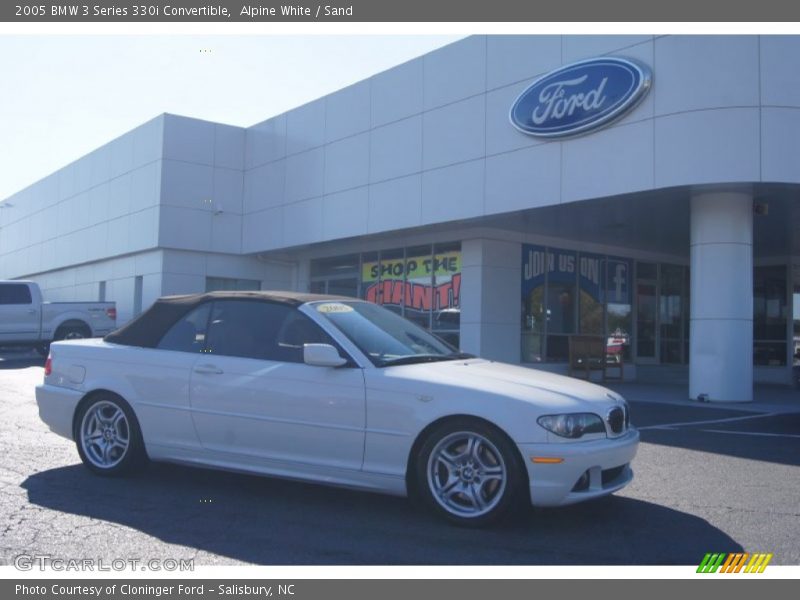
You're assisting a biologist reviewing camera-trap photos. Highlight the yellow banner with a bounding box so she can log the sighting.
[362,252,461,283]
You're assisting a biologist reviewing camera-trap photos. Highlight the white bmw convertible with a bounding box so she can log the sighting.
[36,291,638,526]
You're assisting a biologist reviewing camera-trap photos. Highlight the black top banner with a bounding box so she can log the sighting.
[4,0,800,22]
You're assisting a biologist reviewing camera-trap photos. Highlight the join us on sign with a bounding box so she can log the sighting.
[509,57,652,139]
[521,245,632,304]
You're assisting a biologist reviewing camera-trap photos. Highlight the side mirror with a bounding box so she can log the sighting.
[303,343,347,368]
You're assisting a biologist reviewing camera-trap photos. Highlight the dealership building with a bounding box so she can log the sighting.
[2,35,800,402]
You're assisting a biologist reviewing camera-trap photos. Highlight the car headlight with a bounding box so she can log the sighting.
[537,413,606,439]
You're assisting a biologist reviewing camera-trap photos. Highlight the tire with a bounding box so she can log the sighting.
[35,344,50,357]
[74,393,146,476]
[414,418,526,527]
[55,323,91,342]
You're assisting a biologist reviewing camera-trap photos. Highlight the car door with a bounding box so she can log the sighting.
[188,299,366,472]
[0,283,40,342]
[133,302,216,453]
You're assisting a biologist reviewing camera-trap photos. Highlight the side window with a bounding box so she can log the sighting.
[205,300,337,363]
[157,304,212,353]
[274,309,339,363]
[0,284,33,305]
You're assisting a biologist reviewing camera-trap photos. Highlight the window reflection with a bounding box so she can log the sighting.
[754,265,788,366]
[521,245,633,364]
[311,243,461,349]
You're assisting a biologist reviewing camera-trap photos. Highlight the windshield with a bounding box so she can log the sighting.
[310,301,470,367]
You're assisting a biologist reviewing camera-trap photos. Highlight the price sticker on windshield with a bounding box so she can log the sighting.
[316,303,354,314]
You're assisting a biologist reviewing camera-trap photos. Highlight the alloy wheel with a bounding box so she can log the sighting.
[79,401,130,469]
[426,431,507,518]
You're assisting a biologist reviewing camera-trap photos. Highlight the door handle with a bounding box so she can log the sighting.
[194,364,224,375]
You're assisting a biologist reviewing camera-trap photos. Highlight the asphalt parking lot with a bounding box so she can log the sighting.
[1,352,798,566]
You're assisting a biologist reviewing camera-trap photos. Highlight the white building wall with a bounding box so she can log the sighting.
[158,114,246,254]
[160,250,294,297]
[0,116,164,280]
[24,250,164,325]
[240,35,800,256]
[7,35,798,273]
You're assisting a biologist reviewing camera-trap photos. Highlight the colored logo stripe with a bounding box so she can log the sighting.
[720,553,737,572]
[697,553,725,573]
[728,553,748,573]
[697,552,772,573]
[744,553,773,573]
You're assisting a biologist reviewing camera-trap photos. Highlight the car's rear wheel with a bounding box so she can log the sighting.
[415,418,525,526]
[74,394,146,476]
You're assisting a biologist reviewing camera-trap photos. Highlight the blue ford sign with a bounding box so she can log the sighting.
[509,57,652,139]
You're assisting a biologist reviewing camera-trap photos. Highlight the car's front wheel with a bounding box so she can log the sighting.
[74,394,146,476]
[415,418,526,526]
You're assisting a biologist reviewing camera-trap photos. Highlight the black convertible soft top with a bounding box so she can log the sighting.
[104,290,354,348]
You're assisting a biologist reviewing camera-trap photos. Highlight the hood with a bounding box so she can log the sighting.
[387,359,624,411]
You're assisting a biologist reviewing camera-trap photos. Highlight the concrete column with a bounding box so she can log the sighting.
[459,238,521,363]
[689,189,753,402]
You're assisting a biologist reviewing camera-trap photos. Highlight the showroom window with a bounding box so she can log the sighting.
[309,254,359,297]
[431,242,461,347]
[606,257,634,363]
[578,252,605,336]
[521,244,632,363]
[369,247,405,316]
[793,265,800,367]
[753,265,788,366]
[659,264,688,365]
[310,243,462,348]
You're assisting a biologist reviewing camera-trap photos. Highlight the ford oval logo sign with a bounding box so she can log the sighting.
[509,57,652,139]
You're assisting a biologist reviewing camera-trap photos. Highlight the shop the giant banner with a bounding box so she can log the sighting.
[362,252,461,312]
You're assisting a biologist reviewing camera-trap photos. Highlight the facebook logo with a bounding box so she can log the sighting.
[607,260,630,304]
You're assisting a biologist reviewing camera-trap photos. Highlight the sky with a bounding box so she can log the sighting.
[0,35,462,201]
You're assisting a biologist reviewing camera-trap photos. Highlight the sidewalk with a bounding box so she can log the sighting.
[606,382,800,414]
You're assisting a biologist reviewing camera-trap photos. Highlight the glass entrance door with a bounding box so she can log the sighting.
[634,262,691,365]
[636,262,659,363]
[636,282,658,362]
[792,265,799,371]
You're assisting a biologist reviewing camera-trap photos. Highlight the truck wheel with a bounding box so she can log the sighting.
[54,323,91,342]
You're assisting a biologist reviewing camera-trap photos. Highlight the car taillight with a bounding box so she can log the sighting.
[106,307,117,320]
[44,356,52,377]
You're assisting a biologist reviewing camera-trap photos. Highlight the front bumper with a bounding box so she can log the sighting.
[518,428,639,507]
[35,384,84,441]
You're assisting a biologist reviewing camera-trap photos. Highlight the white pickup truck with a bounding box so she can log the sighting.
[0,280,116,356]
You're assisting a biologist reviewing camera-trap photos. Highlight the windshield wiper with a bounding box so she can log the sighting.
[379,352,475,367]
